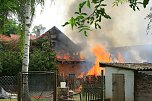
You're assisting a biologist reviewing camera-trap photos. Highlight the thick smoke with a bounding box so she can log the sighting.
[64,0,152,63]
[130,50,147,62]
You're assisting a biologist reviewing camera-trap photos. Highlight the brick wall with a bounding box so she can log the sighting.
[135,71,152,101]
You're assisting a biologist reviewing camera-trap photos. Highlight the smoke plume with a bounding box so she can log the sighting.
[64,0,152,63]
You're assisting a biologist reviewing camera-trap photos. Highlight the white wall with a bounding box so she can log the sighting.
[105,67,134,101]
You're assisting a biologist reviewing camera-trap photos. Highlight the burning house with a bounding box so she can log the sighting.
[35,26,152,100]
[37,26,87,77]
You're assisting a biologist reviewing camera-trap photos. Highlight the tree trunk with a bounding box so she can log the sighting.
[22,1,31,101]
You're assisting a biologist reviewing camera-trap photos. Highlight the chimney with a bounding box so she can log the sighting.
[36,29,40,38]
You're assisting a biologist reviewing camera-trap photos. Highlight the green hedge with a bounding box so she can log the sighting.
[0,39,57,76]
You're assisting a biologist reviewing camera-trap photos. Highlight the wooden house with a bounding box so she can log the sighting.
[37,26,86,77]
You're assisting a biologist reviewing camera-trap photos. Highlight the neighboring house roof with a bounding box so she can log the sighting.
[0,34,12,41]
[109,45,152,62]
[10,34,19,41]
[100,62,152,71]
[0,34,36,42]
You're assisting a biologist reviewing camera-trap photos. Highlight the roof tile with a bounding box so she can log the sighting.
[100,62,152,71]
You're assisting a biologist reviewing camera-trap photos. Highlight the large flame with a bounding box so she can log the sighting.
[87,44,113,76]
[87,44,124,76]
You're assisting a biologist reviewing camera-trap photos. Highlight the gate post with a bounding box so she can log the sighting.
[101,70,104,101]
[53,71,57,101]
[18,72,22,101]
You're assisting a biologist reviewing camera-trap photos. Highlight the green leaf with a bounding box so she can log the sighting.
[77,15,85,19]
[62,22,69,27]
[99,15,101,22]
[79,27,91,32]
[97,24,101,29]
[95,4,100,8]
[78,25,90,29]
[76,22,80,26]
[81,13,88,16]
[75,12,80,15]
[101,4,107,6]
[92,0,100,3]
[133,6,136,11]
[103,14,111,19]
[90,20,94,25]
[84,31,88,37]
[79,1,86,13]
[136,6,140,11]
[70,17,75,30]
[143,0,149,8]
[95,23,97,29]
[87,0,91,8]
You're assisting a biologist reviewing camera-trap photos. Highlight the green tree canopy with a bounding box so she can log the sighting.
[0,19,22,36]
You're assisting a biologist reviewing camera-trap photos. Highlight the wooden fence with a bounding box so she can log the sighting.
[58,70,104,101]
[82,71,104,101]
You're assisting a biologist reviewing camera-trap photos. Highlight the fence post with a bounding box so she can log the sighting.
[53,71,57,101]
[18,72,22,101]
[101,70,104,101]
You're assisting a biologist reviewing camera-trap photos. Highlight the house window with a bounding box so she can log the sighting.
[51,42,56,47]
[69,74,75,78]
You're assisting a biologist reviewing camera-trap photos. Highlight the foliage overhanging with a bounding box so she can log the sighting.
[63,0,150,36]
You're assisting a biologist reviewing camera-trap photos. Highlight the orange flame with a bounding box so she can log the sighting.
[56,52,71,60]
[87,44,113,76]
[56,52,62,59]
[78,72,84,78]
[56,52,85,60]
[80,52,85,60]
[64,54,70,60]
[118,52,125,63]
[87,44,125,76]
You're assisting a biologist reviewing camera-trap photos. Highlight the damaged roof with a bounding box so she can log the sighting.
[0,34,12,41]
[100,62,152,71]
[37,26,82,61]
[38,26,81,52]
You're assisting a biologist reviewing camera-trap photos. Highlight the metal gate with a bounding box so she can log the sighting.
[82,71,104,101]
[18,71,57,101]
[57,70,104,101]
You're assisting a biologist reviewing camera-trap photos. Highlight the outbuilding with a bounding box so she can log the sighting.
[100,63,152,101]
